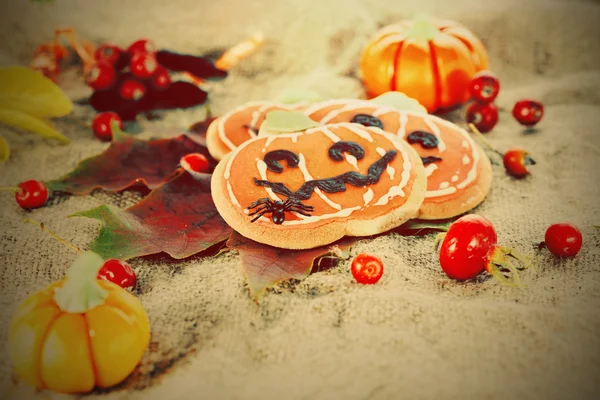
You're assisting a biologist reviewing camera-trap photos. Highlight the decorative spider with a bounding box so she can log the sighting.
[247,197,314,224]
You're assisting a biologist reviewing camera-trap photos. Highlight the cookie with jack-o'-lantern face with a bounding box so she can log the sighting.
[304,99,492,220]
[211,113,426,249]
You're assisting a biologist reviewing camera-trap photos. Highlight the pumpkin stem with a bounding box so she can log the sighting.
[404,14,439,41]
[53,251,108,313]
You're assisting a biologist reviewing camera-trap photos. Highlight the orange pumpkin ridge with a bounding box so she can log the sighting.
[359,16,489,113]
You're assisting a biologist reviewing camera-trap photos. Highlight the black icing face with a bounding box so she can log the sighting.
[350,114,384,129]
[246,140,398,224]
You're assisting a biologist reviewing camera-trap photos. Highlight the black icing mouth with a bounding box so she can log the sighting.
[253,149,397,201]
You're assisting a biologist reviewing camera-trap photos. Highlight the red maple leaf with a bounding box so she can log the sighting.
[45,129,211,195]
[226,232,356,300]
[71,169,232,260]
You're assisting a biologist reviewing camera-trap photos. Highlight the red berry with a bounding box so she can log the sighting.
[439,214,497,280]
[466,102,498,133]
[119,79,146,101]
[92,112,123,141]
[151,66,171,90]
[503,148,535,179]
[97,259,137,289]
[544,223,582,258]
[469,70,500,104]
[85,61,116,91]
[513,99,544,127]
[15,180,49,209]
[130,53,158,79]
[351,253,384,284]
[181,153,210,174]
[94,44,123,65]
[127,39,156,55]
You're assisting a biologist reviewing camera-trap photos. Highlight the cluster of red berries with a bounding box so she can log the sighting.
[86,39,226,140]
[466,71,544,133]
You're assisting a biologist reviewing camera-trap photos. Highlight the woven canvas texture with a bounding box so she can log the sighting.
[1,0,599,399]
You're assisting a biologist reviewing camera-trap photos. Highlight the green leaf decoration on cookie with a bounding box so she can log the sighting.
[259,110,321,135]
[276,88,323,104]
[370,91,428,114]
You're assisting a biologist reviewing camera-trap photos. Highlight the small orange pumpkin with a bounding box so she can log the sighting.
[360,14,489,113]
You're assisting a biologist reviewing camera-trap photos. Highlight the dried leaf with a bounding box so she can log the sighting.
[71,170,233,260]
[45,128,207,195]
[226,232,356,300]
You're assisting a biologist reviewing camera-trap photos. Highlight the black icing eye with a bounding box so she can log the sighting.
[328,141,365,162]
[350,114,383,129]
[407,130,438,149]
[421,156,442,165]
[263,150,300,173]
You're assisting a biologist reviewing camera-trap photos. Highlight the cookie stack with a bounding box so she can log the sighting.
[209,93,492,249]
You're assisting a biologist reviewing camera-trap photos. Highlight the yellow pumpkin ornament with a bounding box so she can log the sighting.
[9,251,150,394]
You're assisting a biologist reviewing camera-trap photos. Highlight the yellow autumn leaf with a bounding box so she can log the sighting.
[0,108,69,143]
[0,135,9,162]
[0,66,73,118]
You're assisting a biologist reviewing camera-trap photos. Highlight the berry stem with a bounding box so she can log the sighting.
[468,123,504,157]
[24,218,81,254]
[433,232,447,251]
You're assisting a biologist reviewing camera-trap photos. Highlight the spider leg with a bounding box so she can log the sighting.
[291,201,314,211]
[248,206,269,216]
[289,208,313,217]
[250,209,269,223]
[248,198,272,209]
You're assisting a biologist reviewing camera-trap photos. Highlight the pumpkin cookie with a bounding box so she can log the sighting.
[211,112,426,249]
[305,100,492,220]
[206,101,304,161]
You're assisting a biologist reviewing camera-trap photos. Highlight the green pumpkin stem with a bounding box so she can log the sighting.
[53,251,108,313]
[404,14,440,41]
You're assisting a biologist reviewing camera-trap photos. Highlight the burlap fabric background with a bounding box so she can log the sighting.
[1,0,600,399]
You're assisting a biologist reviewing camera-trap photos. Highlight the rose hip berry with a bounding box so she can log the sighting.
[351,253,384,284]
[92,112,123,141]
[127,39,156,55]
[503,148,536,179]
[94,44,123,65]
[469,70,500,104]
[513,99,544,127]
[97,259,137,289]
[119,79,146,101]
[151,66,171,90]
[466,102,498,133]
[544,223,582,258]
[180,153,210,174]
[15,180,49,209]
[130,53,158,79]
[85,61,116,91]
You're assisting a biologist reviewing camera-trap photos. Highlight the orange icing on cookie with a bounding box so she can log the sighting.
[222,123,418,227]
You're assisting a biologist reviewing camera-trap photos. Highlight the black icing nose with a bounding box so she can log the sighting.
[351,114,384,129]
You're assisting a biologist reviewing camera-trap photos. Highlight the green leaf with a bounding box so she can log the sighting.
[259,110,321,135]
[0,66,73,118]
[370,91,428,114]
[0,108,69,143]
[394,218,454,233]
